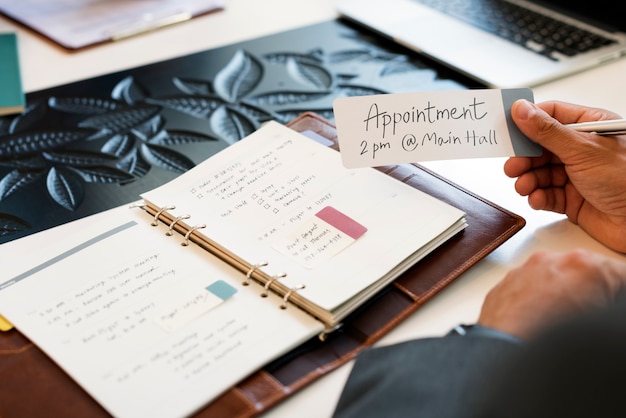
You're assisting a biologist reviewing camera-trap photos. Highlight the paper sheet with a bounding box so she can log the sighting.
[0,0,224,50]
[333,88,542,167]
[0,206,322,418]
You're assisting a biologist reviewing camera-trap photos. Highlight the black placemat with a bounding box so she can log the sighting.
[0,19,478,244]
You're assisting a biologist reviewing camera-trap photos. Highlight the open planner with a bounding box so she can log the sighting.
[0,119,466,418]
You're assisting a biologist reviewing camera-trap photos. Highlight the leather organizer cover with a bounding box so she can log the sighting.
[0,112,525,417]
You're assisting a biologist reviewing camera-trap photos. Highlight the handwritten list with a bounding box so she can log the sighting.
[29,246,248,385]
[141,121,466,310]
[0,214,322,417]
[147,134,379,270]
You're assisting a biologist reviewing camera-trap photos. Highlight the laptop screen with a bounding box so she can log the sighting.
[533,0,626,32]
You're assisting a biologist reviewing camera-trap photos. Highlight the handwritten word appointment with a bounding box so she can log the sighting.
[364,98,488,139]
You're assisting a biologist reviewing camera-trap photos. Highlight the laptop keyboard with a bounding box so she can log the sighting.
[414,0,616,60]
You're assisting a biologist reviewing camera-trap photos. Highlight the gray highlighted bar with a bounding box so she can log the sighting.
[502,88,542,157]
[0,221,138,290]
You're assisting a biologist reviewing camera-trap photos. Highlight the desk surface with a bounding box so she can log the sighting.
[2,1,626,417]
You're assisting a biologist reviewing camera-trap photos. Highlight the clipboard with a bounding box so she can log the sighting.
[0,0,225,50]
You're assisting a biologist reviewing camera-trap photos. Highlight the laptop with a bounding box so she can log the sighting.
[337,0,626,88]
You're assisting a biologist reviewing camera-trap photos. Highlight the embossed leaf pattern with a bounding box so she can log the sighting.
[141,144,195,173]
[46,167,85,211]
[233,102,276,123]
[146,95,225,118]
[42,150,118,167]
[210,106,258,144]
[0,155,46,170]
[116,148,151,177]
[68,165,135,184]
[48,97,123,115]
[78,105,162,134]
[263,49,324,65]
[0,130,96,158]
[0,169,43,200]
[100,134,135,157]
[8,101,48,134]
[214,50,263,103]
[247,91,330,107]
[149,130,217,146]
[380,59,431,76]
[111,76,149,104]
[0,213,31,236]
[336,84,387,97]
[172,77,214,96]
[0,28,466,239]
[327,49,373,64]
[286,57,333,90]
[131,114,165,140]
[0,117,10,136]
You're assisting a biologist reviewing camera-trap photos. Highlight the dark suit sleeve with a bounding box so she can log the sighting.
[334,297,626,418]
[332,335,522,418]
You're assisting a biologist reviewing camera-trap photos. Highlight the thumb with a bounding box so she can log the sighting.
[511,99,580,154]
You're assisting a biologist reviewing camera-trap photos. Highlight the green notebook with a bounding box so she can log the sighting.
[0,33,25,116]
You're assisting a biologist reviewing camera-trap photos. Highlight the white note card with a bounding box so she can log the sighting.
[333,88,542,168]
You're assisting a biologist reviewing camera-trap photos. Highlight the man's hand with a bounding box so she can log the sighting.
[478,249,626,340]
[505,100,626,253]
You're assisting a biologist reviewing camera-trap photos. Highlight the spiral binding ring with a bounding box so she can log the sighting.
[166,214,191,236]
[318,323,343,342]
[280,284,305,309]
[181,224,206,246]
[242,261,269,286]
[151,205,176,226]
[261,273,287,297]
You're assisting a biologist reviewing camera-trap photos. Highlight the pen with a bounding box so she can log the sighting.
[565,119,626,135]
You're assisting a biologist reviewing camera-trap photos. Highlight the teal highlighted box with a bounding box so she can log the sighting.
[206,280,237,301]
